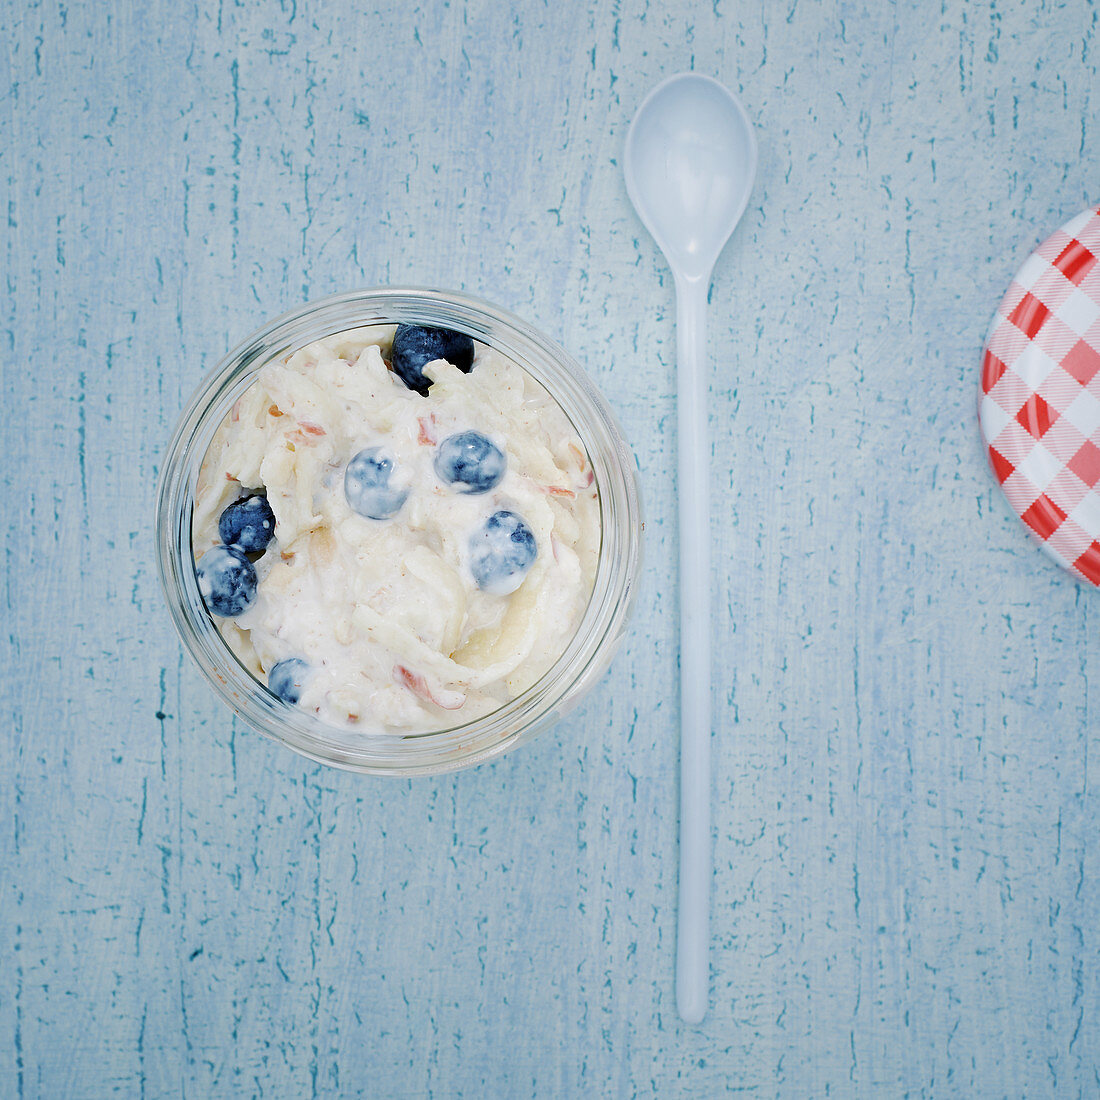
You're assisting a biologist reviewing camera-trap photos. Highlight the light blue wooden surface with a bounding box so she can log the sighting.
[3,0,1099,1096]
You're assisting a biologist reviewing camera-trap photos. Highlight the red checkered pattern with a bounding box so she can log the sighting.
[979,206,1100,583]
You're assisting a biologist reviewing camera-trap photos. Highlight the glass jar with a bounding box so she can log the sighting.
[156,288,643,776]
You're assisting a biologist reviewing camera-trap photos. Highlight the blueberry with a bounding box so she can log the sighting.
[468,510,537,595]
[390,324,475,395]
[195,545,258,617]
[434,431,506,495]
[218,493,276,553]
[344,446,409,520]
[268,658,310,705]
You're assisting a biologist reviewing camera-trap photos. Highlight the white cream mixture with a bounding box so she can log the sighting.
[192,325,600,733]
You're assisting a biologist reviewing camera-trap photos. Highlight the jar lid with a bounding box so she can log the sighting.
[979,206,1100,583]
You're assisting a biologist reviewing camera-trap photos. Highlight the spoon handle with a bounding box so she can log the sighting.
[674,275,712,1025]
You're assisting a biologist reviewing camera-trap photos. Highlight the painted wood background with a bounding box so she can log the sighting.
[3,0,1098,1095]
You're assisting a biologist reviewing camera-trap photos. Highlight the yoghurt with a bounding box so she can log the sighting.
[191,324,600,733]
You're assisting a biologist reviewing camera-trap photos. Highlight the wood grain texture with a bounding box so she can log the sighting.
[2,0,1098,1095]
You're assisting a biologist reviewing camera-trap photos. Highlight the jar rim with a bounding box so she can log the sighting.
[155,287,643,776]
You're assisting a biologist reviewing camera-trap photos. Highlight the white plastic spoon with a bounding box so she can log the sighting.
[624,72,757,1025]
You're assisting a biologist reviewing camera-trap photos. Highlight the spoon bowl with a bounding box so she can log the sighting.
[625,73,758,283]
